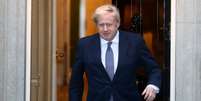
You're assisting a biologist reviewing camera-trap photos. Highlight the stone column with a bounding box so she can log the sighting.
[0,0,26,100]
[175,0,201,100]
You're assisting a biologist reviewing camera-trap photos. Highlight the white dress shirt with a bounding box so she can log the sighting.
[100,31,119,73]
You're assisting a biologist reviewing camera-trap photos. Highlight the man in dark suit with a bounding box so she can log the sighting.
[69,4,161,101]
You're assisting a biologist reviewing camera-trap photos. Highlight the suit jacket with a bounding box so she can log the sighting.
[69,31,161,101]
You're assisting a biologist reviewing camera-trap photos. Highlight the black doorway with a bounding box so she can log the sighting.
[112,0,170,101]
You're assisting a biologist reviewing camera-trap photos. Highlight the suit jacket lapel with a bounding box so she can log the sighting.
[113,31,129,81]
[88,34,111,80]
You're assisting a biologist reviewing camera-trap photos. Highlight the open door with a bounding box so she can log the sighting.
[56,0,72,101]
[55,0,112,101]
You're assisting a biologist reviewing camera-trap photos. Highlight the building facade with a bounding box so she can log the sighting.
[0,0,201,101]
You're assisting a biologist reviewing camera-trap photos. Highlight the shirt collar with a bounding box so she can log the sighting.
[100,30,119,45]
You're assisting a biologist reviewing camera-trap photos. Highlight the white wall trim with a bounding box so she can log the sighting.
[52,0,57,100]
[170,0,176,101]
[79,0,86,38]
[26,0,32,100]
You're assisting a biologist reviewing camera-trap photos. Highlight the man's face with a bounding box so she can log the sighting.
[96,12,119,41]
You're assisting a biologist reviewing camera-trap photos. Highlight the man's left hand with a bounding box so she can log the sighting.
[141,85,157,101]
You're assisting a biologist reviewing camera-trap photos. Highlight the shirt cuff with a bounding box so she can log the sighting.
[147,84,160,93]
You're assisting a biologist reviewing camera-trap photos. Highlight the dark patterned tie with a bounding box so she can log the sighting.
[105,42,114,101]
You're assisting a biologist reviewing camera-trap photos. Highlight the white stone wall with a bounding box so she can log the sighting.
[176,0,201,100]
[0,0,26,100]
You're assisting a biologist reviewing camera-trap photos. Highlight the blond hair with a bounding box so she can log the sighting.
[92,4,120,24]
